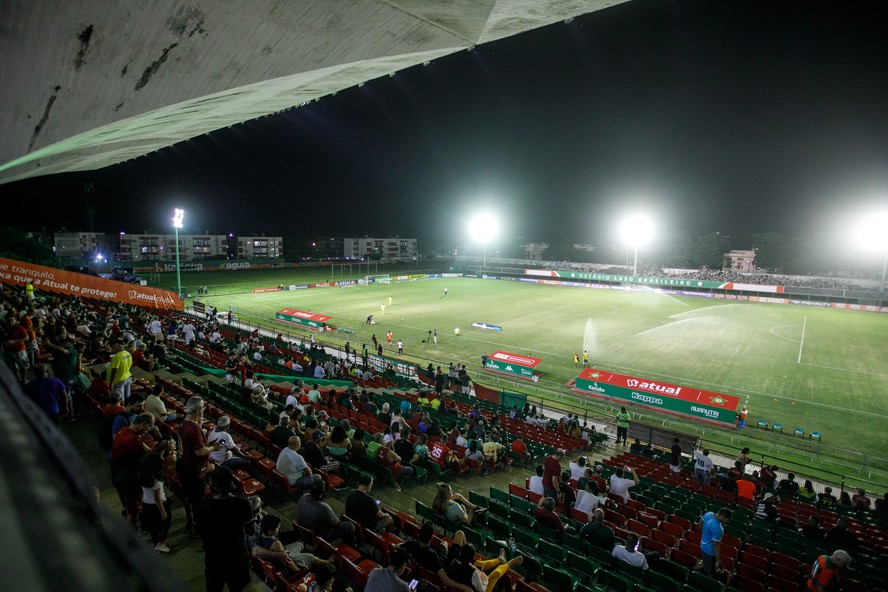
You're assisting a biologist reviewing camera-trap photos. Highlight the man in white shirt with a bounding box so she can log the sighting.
[609,466,639,503]
[529,465,545,496]
[307,384,321,403]
[612,533,649,570]
[574,480,600,516]
[286,379,305,408]
[276,436,321,487]
[569,456,588,482]
[148,318,162,338]
[183,321,195,344]
[207,416,250,470]
[209,329,222,344]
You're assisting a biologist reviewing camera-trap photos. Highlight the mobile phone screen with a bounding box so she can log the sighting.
[409,580,419,590]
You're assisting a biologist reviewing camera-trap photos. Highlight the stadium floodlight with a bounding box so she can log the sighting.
[173,208,184,298]
[469,213,498,268]
[856,210,888,291]
[620,213,654,276]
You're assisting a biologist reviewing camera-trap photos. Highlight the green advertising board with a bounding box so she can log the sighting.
[574,368,739,425]
[275,308,332,329]
[484,351,542,381]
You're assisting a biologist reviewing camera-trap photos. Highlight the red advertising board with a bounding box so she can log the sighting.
[575,367,740,425]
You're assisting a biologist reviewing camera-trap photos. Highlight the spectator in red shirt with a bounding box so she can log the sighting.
[534,496,575,536]
[110,413,154,526]
[542,449,565,499]
[511,437,530,466]
[850,489,871,510]
[177,396,219,533]
[4,312,30,382]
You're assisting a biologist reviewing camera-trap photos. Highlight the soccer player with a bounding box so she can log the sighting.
[433,329,437,344]
[573,354,579,367]
[444,287,448,296]
[583,350,589,366]
[388,296,392,306]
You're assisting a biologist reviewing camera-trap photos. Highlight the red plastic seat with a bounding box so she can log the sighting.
[660,521,684,538]
[651,528,677,548]
[670,547,698,568]
[738,551,768,572]
[668,514,692,531]
[678,539,702,559]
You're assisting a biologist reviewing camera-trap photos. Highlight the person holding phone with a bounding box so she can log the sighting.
[608,466,639,503]
[365,547,411,592]
[612,533,650,570]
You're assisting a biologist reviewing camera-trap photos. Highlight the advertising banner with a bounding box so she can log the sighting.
[523,269,785,293]
[0,257,182,310]
[485,350,542,381]
[274,308,332,329]
[472,322,502,331]
[574,367,739,425]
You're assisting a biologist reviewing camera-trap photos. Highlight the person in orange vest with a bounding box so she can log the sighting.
[806,550,851,592]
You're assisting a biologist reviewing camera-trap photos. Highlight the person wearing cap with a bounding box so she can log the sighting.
[806,550,852,592]
[208,416,250,470]
[106,339,133,402]
[755,492,779,525]
[196,466,253,592]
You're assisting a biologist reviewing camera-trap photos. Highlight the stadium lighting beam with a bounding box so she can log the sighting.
[173,208,184,298]
[856,210,888,291]
[620,214,654,276]
[469,213,498,268]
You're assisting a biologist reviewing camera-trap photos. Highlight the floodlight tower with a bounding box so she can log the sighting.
[173,208,184,298]
[469,213,498,268]
[620,214,654,276]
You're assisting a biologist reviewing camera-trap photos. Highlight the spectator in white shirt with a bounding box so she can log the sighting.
[612,533,649,570]
[609,466,639,503]
[529,465,545,496]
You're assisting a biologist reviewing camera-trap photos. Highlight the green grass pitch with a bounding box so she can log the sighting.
[167,272,888,459]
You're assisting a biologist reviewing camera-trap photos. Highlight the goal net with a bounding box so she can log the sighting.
[363,274,391,285]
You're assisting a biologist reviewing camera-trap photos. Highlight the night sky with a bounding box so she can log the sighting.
[4,0,888,253]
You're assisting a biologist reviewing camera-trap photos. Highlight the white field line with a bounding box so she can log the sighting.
[769,325,801,343]
[797,315,807,364]
[635,318,694,337]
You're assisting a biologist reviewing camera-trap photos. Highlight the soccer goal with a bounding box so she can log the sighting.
[363,274,391,285]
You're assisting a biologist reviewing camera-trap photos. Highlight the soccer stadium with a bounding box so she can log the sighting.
[3,2,888,592]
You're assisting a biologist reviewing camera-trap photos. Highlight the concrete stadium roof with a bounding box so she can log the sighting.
[1,0,627,185]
